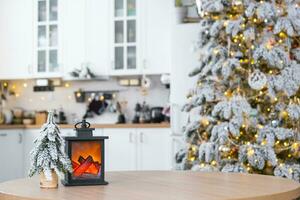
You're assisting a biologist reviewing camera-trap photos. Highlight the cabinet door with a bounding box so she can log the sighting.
[33,0,63,78]
[142,0,172,75]
[23,129,41,177]
[85,0,109,76]
[137,128,172,170]
[0,0,33,79]
[109,0,141,76]
[0,130,24,182]
[104,129,137,171]
[63,0,109,79]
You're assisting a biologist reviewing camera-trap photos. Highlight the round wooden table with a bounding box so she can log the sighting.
[0,171,299,200]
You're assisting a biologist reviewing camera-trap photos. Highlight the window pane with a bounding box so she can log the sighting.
[49,0,58,21]
[38,1,46,22]
[115,0,124,17]
[49,25,58,47]
[115,47,124,70]
[38,50,46,72]
[115,21,124,43]
[38,26,46,47]
[127,46,136,69]
[127,20,136,43]
[49,50,58,72]
[127,0,136,16]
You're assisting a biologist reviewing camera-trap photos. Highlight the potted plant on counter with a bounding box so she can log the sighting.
[28,111,72,188]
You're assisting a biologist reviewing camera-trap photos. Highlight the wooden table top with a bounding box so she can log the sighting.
[0,171,299,200]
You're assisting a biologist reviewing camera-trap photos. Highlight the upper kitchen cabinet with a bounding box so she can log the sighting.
[141,0,172,75]
[62,0,109,80]
[109,0,140,76]
[109,0,171,76]
[0,0,33,79]
[32,0,64,78]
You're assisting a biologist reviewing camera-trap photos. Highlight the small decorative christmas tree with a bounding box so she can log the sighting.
[29,111,72,182]
[176,0,300,182]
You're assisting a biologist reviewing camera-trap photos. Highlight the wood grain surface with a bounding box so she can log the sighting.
[0,171,299,200]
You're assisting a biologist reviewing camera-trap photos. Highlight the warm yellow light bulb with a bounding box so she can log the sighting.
[247,148,255,156]
[64,83,70,88]
[224,21,229,27]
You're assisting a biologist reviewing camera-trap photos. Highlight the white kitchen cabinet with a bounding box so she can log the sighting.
[103,128,171,171]
[109,0,141,76]
[109,0,172,76]
[105,129,137,171]
[0,130,24,182]
[141,0,172,75]
[32,0,64,78]
[137,128,172,170]
[23,129,40,177]
[63,0,109,79]
[0,0,33,79]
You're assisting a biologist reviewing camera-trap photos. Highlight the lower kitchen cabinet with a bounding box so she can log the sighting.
[137,129,172,170]
[0,130,24,182]
[23,129,40,177]
[104,128,172,171]
[0,127,171,182]
[104,129,137,171]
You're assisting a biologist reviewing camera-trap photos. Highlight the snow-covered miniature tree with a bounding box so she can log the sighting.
[29,111,72,180]
[176,0,300,182]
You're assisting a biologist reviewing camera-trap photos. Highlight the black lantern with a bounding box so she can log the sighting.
[62,120,108,186]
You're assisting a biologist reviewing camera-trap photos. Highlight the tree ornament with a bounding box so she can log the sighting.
[248,70,267,90]
[29,111,72,188]
[271,120,279,127]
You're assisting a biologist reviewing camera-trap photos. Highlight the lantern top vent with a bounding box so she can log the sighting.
[74,120,95,137]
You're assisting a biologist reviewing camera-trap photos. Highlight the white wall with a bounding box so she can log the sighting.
[170,24,200,134]
[4,76,169,124]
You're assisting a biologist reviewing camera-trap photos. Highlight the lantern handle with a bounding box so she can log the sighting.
[75,120,91,129]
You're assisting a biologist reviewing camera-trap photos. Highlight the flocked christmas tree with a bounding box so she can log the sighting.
[29,111,72,180]
[176,0,300,182]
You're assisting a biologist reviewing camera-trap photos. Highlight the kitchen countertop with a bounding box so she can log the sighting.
[0,123,170,130]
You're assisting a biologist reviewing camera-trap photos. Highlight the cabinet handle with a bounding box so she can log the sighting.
[111,60,115,69]
[18,133,23,144]
[0,133,7,137]
[129,132,133,143]
[143,59,147,69]
[28,64,32,74]
[140,132,144,143]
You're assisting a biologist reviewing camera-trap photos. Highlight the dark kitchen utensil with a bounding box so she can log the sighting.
[150,107,164,123]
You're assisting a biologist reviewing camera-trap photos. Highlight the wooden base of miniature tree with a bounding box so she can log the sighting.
[40,170,58,189]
